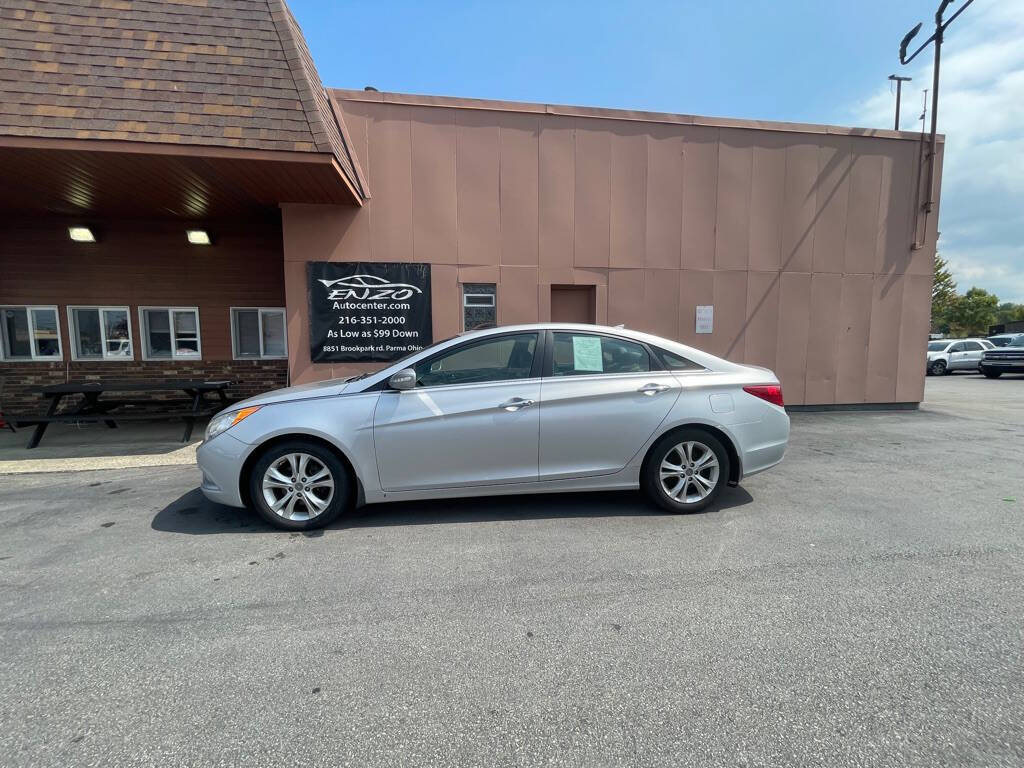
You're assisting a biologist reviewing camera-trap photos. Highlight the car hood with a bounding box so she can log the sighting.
[228,376,365,410]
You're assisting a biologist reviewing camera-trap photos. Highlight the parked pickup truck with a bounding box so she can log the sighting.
[979,335,1024,378]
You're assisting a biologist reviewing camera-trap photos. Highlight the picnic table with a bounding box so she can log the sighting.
[20,379,233,449]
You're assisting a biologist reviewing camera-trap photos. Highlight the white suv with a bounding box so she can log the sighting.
[926,338,994,375]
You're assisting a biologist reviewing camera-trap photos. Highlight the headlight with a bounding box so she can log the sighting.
[204,406,261,441]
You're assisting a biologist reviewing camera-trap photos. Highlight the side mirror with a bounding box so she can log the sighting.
[388,368,417,391]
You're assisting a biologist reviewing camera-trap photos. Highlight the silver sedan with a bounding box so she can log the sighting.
[197,324,790,530]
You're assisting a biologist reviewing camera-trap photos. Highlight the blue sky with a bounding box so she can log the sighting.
[291,0,1024,303]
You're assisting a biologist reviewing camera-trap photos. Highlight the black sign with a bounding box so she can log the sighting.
[308,262,432,363]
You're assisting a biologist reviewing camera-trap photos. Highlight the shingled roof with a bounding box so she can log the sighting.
[0,0,365,198]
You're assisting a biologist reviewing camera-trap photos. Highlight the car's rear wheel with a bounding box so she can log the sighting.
[930,359,947,376]
[982,369,1003,379]
[248,440,349,530]
[642,429,730,514]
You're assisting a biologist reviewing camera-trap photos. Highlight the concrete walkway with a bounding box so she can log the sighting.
[0,419,206,474]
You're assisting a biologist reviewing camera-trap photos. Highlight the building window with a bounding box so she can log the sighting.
[0,305,62,361]
[69,306,133,360]
[139,307,201,359]
[231,308,287,359]
[462,283,496,331]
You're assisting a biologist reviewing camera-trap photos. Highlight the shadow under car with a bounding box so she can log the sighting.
[152,485,755,536]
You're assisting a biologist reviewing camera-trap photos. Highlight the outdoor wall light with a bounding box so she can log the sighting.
[68,226,96,243]
[186,229,212,246]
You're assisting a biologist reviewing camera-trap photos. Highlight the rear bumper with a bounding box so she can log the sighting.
[735,406,790,480]
[196,433,251,508]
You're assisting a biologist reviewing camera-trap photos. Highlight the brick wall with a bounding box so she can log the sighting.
[0,360,288,415]
[1,214,290,416]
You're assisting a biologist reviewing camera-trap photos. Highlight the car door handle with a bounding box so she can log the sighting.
[638,383,671,395]
[498,397,535,411]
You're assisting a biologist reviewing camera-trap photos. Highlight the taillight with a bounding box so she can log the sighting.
[743,384,784,408]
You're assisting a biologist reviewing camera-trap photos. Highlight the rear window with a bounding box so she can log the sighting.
[927,341,948,351]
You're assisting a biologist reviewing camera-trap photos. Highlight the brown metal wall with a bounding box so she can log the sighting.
[282,96,940,406]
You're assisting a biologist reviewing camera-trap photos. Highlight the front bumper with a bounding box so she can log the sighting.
[196,432,252,508]
[980,360,1024,374]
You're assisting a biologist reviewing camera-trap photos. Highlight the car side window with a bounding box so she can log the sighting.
[948,343,964,353]
[414,333,537,387]
[963,341,982,351]
[551,333,650,376]
[652,346,705,371]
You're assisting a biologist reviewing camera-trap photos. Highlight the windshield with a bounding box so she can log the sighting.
[1010,336,1024,348]
[927,341,948,351]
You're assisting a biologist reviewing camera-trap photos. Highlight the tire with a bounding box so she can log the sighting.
[247,440,350,531]
[642,428,730,514]
[982,369,1003,379]
[929,359,947,376]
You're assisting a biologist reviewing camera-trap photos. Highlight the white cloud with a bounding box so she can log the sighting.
[846,1,1024,303]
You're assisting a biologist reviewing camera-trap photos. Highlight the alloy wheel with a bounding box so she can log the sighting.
[659,441,720,504]
[261,452,335,521]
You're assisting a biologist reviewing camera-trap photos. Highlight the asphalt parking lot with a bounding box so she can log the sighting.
[1,375,1022,767]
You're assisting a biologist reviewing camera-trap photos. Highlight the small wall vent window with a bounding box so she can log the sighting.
[231,308,287,359]
[69,306,132,360]
[0,305,62,360]
[462,283,496,331]
[140,307,201,359]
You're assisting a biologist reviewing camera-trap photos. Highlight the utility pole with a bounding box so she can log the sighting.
[888,75,912,130]
[899,0,975,214]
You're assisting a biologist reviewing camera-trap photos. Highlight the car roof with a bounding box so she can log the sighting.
[457,323,720,359]
[354,322,748,391]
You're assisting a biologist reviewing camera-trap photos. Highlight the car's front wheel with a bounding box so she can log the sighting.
[248,441,349,530]
[642,429,730,514]
[982,369,1003,379]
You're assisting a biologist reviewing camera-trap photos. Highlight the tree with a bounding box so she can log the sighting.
[931,255,958,333]
[946,287,999,337]
[994,301,1024,326]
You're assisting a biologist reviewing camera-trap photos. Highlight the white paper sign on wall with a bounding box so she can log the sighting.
[695,305,713,334]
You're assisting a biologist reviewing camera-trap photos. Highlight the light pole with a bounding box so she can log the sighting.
[888,75,912,130]
[899,0,974,214]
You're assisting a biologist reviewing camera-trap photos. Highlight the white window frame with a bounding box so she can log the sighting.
[0,305,63,361]
[461,284,497,332]
[67,305,134,361]
[138,306,202,361]
[230,307,288,360]
[463,293,496,308]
